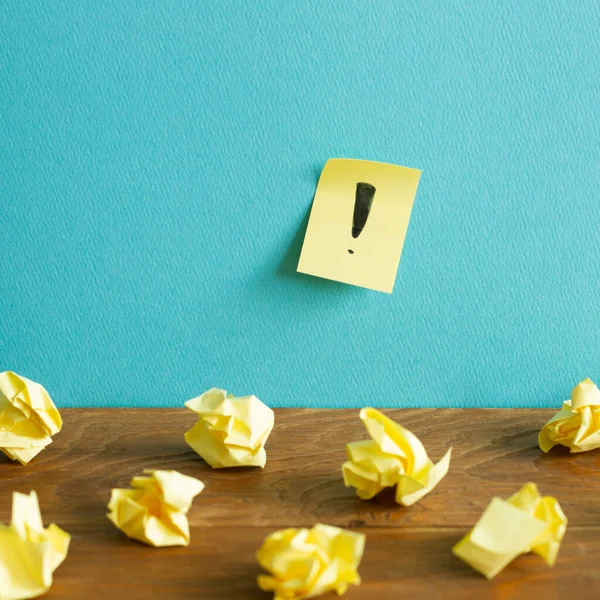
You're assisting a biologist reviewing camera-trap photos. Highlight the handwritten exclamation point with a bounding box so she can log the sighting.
[348,182,376,254]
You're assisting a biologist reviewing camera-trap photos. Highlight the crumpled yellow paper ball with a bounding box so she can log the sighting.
[342,407,452,506]
[0,490,70,600]
[539,378,600,453]
[453,482,567,579]
[0,371,62,465]
[107,469,204,547]
[184,387,274,468]
[257,524,365,600]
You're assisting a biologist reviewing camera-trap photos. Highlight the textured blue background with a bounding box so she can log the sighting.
[1,1,599,408]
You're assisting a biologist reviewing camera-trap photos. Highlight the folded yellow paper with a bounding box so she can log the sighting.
[0,371,62,465]
[107,469,204,547]
[184,387,274,468]
[539,378,600,453]
[342,407,451,506]
[0,490,70,600]
[257,524,365,600]
[453,482,567,579]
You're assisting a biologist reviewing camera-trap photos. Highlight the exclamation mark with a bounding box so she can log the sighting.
[348,182,376,254]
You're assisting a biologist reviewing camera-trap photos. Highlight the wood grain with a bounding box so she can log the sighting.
[1,408,598,598]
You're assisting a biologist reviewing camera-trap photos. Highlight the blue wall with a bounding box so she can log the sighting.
[1,1,599,408]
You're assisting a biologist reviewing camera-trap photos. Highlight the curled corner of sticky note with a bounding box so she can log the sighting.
[0,490,70,598]
[184,387,274,468]
[452,482,567,579]
[342,407,451,506]
[257,523,365,599]
[0,370,63,465]
[539,378,600,453]
[107,469,204,547]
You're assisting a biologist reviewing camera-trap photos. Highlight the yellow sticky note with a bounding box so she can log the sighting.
[0,490,70,599]
[0,371,63,465]
[184,387,274,468]
[342,407,451,506]
[257,523,365,600]
[107,469,204,547]
[453,482,567,579]
[297,158,421,293]
[539,378,600,453]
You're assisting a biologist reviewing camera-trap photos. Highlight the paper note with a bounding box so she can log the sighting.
[107,469,204,547]
[342,407,451,506]
[257,524,365,600]
[0,490,70,599]
[297,158,421,293]
[539,378,600,453]
[453,482,567,579]
[0,371,62,465]
[184,387,274,468]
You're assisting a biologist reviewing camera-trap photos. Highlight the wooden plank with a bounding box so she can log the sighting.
[28,526,600,599]
[1,408,599,598]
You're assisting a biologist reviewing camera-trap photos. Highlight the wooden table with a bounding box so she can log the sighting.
[1,408,598,599]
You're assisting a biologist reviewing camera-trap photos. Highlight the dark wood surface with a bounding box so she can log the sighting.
[1,408,598,599]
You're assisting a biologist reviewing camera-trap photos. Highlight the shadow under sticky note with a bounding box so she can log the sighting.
[297,159,421,294]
